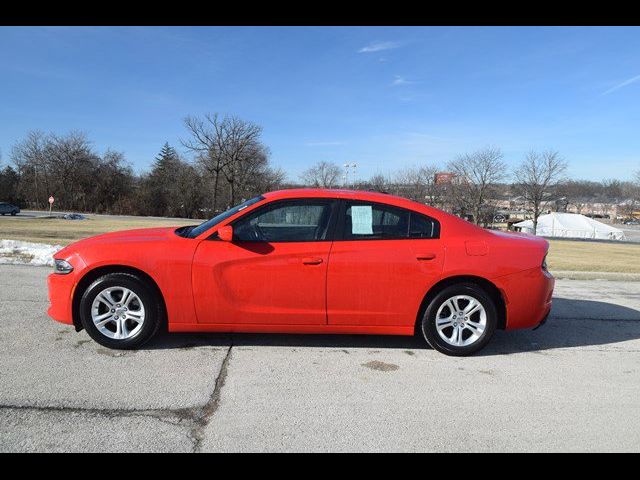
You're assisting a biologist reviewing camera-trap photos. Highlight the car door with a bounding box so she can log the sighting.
[192,198,337,325]
[327,200,444,327]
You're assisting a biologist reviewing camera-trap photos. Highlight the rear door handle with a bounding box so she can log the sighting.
[416,253,436,261]
[302,257,323,265]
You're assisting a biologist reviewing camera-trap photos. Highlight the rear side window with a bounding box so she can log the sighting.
[342,202,439,240]
[409,212,439,238]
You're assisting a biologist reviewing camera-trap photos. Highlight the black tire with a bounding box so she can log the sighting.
[420,283,497,356]
[11,211,17,216]
[79,272,162,349]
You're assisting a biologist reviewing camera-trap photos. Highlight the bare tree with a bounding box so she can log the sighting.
[219,118,268,205]
[602,178,623,201]
[182,114,228,213]
[447,147,507,225]
[393,165,441,205]
[89,150,134,214]
[11,131,47,208]
[182,114,269,210]
[513,150,567,234]
[299,161,342,188]
[367,173,391,192]
[252,166,286,194]
[11,131,100,211]
[0,164,21,205]
[557,179,599,214]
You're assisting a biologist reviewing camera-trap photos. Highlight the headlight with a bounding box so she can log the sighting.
[54,259,74,274]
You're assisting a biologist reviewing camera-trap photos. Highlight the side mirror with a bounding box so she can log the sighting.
[217,225,233,242]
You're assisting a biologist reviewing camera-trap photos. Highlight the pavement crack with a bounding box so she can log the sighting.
[0,339,236,451]
[190,340,234,453]
[0,404,182,427]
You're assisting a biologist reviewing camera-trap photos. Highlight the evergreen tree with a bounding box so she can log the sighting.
[147,142,181,216]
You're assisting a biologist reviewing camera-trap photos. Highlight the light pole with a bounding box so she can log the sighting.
[343,163,357,188]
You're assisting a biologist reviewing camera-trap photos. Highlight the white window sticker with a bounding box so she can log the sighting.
[351,206,373,234]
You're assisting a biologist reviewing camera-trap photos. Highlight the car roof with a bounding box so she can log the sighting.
[263,188,443,216]
[265,188,417,205]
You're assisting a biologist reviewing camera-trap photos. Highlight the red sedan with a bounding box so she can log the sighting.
[47,189,554,356]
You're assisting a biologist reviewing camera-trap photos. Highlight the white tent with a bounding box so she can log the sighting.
[514,212,626,241]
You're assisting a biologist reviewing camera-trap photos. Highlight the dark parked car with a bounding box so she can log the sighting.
[0,202,20,216]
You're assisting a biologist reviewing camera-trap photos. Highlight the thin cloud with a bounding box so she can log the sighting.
[391,75,416,86]
[358,41,402,53]
[602,73,640,95]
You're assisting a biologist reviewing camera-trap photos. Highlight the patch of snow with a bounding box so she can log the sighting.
[0,239,63,267]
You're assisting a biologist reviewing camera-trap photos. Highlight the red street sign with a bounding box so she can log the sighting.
[48,196,54,205]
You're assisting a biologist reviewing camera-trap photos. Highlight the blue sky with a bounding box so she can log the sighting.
[1,26,639,181]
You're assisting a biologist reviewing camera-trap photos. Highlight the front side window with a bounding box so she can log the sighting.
[233,200,334,242]
[188,196,265,238]
[342,202,439,240]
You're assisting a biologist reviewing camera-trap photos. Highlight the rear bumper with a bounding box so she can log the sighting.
[493,267,555,330]
[533,308,551,330]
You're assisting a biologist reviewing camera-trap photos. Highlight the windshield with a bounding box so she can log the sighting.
[187,195,265,238]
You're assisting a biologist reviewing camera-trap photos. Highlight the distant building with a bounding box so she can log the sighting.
[434,172,455,185]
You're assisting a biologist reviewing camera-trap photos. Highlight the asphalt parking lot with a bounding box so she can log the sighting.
[1,265,640,452]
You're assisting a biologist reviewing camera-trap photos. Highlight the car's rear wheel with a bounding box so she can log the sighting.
[79,272,162,349]
[421,283,497,356]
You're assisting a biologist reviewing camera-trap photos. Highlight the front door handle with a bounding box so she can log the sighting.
[416,253,436,261]
[302,257,323,265]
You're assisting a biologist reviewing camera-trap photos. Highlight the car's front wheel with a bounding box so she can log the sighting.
[421,283,497,356]
[79,272,162,349]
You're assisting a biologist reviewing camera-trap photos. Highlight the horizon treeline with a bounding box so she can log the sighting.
[1,114,639,226]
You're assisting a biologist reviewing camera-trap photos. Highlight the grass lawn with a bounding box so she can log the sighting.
[0,215,199,246]
[546,239,640,273]
[1,214,639,273]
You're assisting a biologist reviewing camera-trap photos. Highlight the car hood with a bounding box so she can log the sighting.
[55,226,180,258]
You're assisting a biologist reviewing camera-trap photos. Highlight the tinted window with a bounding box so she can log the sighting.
[409,212,438,238]
[233,200,333,242]
[343,202,439,240]
[188,196,264,238]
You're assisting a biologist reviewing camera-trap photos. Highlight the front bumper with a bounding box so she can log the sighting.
[493,267,555,330]
[47,271,77,325]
